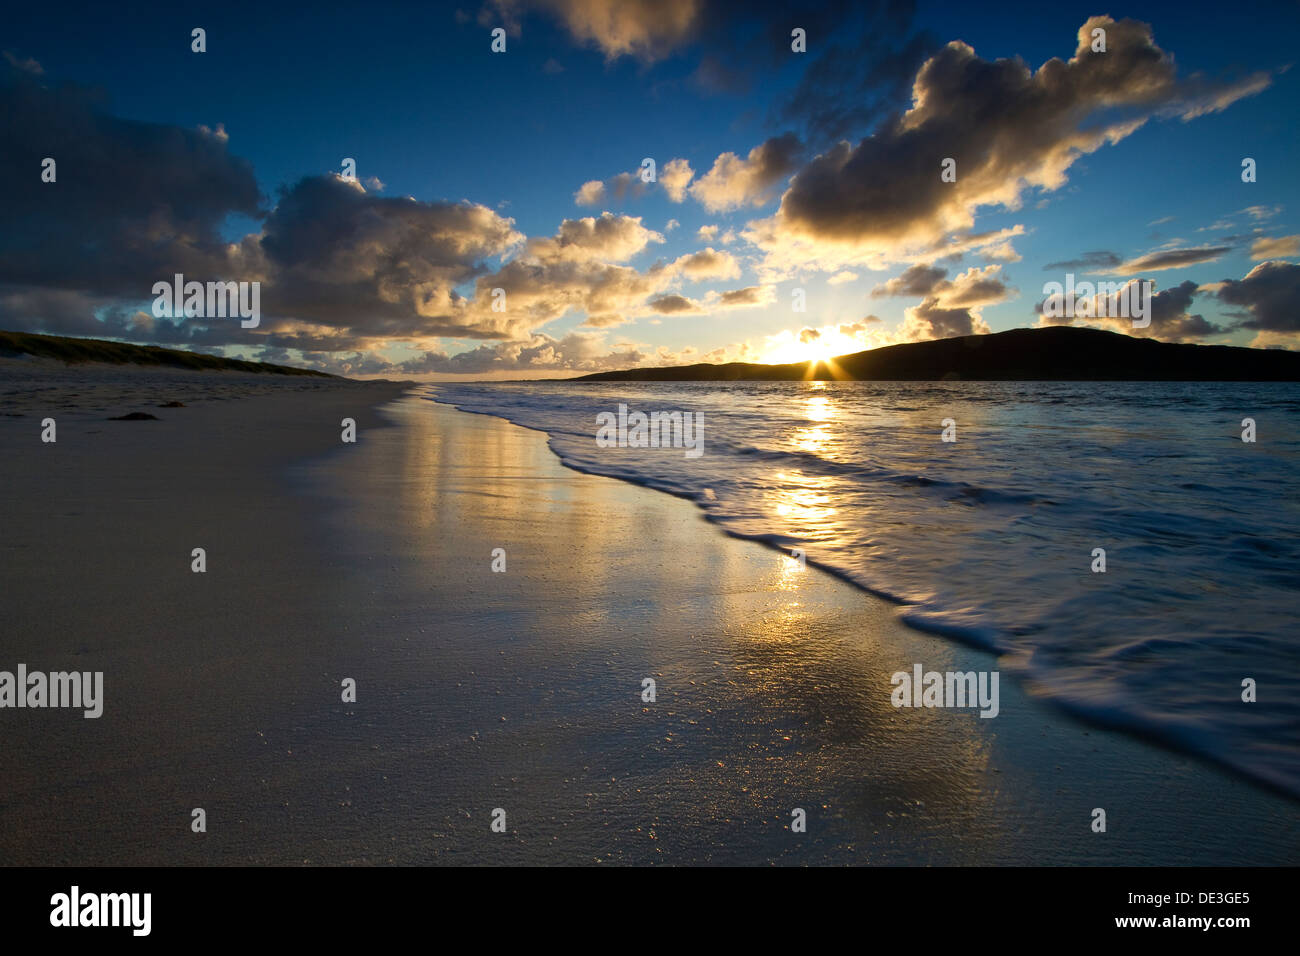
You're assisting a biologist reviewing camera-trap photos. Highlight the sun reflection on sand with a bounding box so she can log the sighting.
[776,550,805,591]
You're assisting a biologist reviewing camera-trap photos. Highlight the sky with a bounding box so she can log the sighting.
[3,0,1299,379]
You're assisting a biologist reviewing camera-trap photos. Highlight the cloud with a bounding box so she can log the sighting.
[712,285,776,309]
[493,0,702,63]
[647,293,703,314]
[399,330,647,375]
[871,264,948,298]
[899,299,991,341]
[3,51,43,75]
[840,316,881,332]
[660,158,694,202]
[774,15,936,144]
[1136,280,1226,341]
[1215,260,1300,338]
[697,224,719,241]
[1243,204,1282,222]
[0,288,153,341]
[1250,235,1300,260]
[574,180,606,205]
[827,271,858,285]
[688,133,802,212]
[579,312,626,328]
[0,67,262,298]
[1036,278,1227,342]
[870,263,1013,342]
[490,0,925,113]
[1116,245,1230,273]
[874,263,1014,342]
[686,0,933,142]
[1,67,588,353]
[573,164,681,207]
[252,175,524,339]
[476,253,668,331]
[1043,251,1122,272]
[748,17,1270,273]
[527,212,663,262]
[666,247,740,280]
[872,263,1012,308]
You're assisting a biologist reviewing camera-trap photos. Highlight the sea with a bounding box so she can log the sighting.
[430,379,1300,797]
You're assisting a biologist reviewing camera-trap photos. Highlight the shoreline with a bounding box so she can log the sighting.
[310,390,1299,864]
[0,370,1295,864]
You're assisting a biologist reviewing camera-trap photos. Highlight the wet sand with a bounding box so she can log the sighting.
[0,372,1295,864]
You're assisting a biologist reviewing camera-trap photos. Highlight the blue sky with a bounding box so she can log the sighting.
[3,1,1299,377]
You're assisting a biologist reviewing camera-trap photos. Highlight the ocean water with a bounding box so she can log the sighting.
[429,380,1300,797]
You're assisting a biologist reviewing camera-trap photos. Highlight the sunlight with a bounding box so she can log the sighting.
[759,324,878,371]
[762,337,836,365]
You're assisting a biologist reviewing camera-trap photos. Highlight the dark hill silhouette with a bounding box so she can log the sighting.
[0,329,332,376]
[571,327,1300,382]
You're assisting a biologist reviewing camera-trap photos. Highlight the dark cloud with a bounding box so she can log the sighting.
[872,263,1012,308]
[1036,278,1226,342]
[901,298,989,341]
[696,0,934,149]
[0,64,537,353]
[871,263,1011,342]
[647,294,702,314]
[773,11,937,145]
[1117,245,1230,273]
[0,66,261,297]
[717,286,771,307]
[1043,251,1122,272]
[1149,279,1226,340]
[3,51,44,75]
[755,17,1270,267]
[688,133,802,212]
[1216,260,1300,334]
[254,175,523,340]
[491,0,932,151]
[871,264,947,297]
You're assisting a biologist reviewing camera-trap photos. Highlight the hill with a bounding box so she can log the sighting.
[0,330,332,377]
[571,327,1300,382]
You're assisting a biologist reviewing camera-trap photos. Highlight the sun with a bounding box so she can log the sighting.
[761,327,863,366]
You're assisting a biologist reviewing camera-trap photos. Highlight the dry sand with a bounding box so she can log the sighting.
[0,364,1294,864]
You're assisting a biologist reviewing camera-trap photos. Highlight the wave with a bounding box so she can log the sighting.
[426,379,1300,799]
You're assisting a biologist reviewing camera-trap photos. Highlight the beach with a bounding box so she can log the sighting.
[0,365,1295,865]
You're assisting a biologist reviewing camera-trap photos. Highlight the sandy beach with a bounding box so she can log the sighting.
[0,364,1295,865]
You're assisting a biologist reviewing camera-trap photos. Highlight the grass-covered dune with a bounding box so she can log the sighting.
[0,330,331,377]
